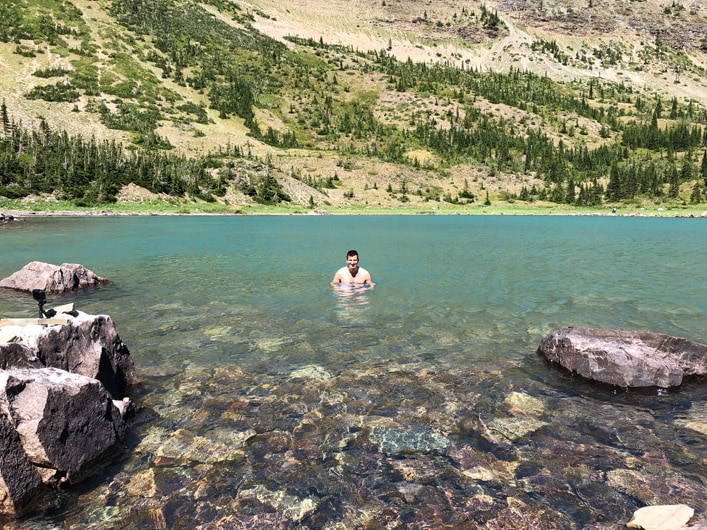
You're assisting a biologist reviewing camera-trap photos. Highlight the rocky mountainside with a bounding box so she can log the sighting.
[0,0,705,210]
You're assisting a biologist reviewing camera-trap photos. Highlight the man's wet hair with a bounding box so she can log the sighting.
[346,250,358,258]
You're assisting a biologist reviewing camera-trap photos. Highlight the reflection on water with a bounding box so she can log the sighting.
[332,284,372,324]
[0,215,705,528]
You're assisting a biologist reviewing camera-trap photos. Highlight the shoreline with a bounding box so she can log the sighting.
[2,209,707,220]
[2,201,707,219]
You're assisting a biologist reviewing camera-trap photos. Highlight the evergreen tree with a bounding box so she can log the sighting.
[668,163,680,198]
[669,97,678,119]
[680,160,693,183]
[606,162,622,201]
[1,100,9,138]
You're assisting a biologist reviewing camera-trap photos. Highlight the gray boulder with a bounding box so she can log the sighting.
[538,326,707,387]
[0,367,126,485]
[0,261,107,293]
[0,313,139,518]
[0,312,138,399]
[0,413,43,517]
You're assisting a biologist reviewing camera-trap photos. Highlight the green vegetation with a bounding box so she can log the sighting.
[0,0,705,211]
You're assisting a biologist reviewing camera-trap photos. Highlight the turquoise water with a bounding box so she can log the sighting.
[0,215,705,528]
[1,215,704,371]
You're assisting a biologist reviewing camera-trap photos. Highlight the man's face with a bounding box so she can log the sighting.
[346,254,359,272]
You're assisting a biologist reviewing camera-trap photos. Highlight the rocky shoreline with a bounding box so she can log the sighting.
[2,207,707,218]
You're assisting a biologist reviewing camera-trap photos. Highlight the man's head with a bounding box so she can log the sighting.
[346,250,359,273]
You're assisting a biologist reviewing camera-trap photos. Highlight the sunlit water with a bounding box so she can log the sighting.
[0,215,705,528]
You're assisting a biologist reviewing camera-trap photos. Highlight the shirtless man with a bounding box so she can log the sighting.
[331,250,375,287]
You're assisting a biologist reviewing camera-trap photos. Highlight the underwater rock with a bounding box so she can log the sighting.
[674,403,707,435]
[627,504,694,530]
[0,261,107,294]
[368,425,450,455]
[484,416,548,442]
[538,327,707,387]
[607,467,707,511]
[136,427,255,466]
[238,484,317,523]
[289,364,333,380]
[51,361,707,529]
[504,391,545,416]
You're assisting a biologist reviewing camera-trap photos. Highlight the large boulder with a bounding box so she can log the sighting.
[0,312,138,399]
[0,261,107,293]
[0,313,139,518]
[0,413,43,517]
[538,327,707,388]
[0,368,126,485]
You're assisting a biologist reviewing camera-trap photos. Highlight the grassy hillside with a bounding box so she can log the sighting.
[0,0,706,214]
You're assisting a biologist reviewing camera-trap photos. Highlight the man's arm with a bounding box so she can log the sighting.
[360,269,375,287]
[331,269,343,285]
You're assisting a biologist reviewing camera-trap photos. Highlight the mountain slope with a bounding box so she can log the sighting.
[0,0,705,211]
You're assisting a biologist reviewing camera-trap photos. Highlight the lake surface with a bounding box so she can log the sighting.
[1,215,705,529]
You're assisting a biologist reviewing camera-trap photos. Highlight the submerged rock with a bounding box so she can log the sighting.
[0,261,107,294]
[368,425,450,455]
[41,360,707,529]
[627,504,694,530]
[537,327,707,387]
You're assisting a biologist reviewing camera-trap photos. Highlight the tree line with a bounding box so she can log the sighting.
[0,102,290,205]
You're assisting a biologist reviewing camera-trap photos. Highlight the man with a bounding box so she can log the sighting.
[331,250,375,287]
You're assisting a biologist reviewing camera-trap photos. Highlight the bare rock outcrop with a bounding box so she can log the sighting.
[538,326,707,388]
[0,261,107,293]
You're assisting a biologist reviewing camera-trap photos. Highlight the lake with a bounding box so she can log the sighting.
[1,215,705,528]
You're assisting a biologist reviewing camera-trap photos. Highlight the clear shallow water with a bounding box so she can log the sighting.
[0,215,705,528]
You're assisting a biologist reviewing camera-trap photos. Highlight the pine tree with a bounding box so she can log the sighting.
[1,100,10,138]
[670,97,678,119]
[606,162,622,201]
[668,163,680,198]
